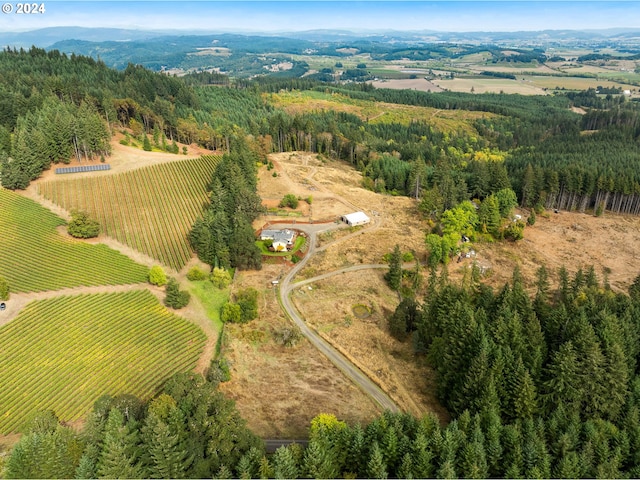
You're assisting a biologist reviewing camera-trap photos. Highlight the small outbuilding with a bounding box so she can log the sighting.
[341,211,370,226]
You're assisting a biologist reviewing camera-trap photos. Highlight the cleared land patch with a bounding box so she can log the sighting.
[248,152,640,429]
[219,264,382,438]
[38,155,221,271]
[0,290,206,434]
[0,188,148,293]
[292,269,448,420]
[267,90,496,134]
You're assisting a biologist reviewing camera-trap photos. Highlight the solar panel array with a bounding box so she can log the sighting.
[55,164,111,174]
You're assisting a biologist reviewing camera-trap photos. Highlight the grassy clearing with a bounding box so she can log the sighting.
[187,280,230,332]
[267,90,496,134]
[0,290,206,434]
[0,188,148,293]
[38,155,221,271]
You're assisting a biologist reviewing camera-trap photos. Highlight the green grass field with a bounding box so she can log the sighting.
[0,188,148,293]
[187,280,230,332]
[38,155,221,271]
[0,290,206,434]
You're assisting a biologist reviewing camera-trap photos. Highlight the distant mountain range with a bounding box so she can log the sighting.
[2,26,640,76]
[3,26,640,50]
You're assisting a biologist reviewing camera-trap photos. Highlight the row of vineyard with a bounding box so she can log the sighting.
[0,188,148,292]
[0,290,207,434]
[38,155,221,271]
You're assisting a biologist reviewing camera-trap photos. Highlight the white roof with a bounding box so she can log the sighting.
[343,211,370,223]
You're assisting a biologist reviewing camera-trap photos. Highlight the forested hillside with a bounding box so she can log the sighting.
[2,47,640,217]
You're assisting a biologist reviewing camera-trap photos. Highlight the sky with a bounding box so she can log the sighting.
[1,1,640,33]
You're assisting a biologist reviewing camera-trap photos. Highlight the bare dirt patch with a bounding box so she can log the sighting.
[218,264,382,438]
[29,133,214,185]
[432,77,548,95]
[256,153,363,226]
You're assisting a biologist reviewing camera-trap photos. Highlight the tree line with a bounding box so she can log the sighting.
[188,138,263,271]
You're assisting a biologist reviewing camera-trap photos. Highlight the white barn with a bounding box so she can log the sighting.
[341,211,370,226]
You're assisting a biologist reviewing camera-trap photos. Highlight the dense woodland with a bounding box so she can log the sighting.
[188,139,264,271]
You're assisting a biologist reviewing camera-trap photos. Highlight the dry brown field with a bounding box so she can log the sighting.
[522,75,636,92]
[432,77,548,95]
[370,78,444,92]
[219,264,383,438]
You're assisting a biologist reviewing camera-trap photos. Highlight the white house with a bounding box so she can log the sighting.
[260,229,296,251]
[341,211,370,226]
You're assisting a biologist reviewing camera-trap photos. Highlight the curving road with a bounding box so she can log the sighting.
[276,222,400,413]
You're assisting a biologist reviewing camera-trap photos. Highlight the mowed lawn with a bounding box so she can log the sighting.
[0,290,206,434]
[38,155,221,271]
[0,188,148,292]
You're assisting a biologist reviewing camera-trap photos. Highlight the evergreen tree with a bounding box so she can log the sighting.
[542,341,581,414]
[367,442,388,479]
[398,452,414,479]
[459,439,489,479]
[215,464,233,479]
[344,423,366,477]
[98,408,145,479]
[302,439,338,479]
[507,358,538,420]
[272,445,299,480]
[388,297,420,341]
[436,459,457,479]
[385,244,403,291]
[411,432,435,479]
[143,134,152,151]
[553,451,581,479]
[5,413,82,479]
[229,217,262,270]
[142,410,191,479]
[164,277,190,309]
[478,195,501,235]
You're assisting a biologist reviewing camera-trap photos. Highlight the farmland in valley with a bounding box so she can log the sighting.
[0,188,148,293]
[38,155,221,271]
[0,290,206,434]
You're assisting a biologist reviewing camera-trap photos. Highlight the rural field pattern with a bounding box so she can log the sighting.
[0,290,207,434]
[0,188,149,293]
[38,155,221,271]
